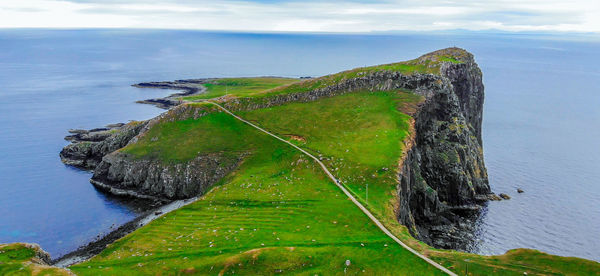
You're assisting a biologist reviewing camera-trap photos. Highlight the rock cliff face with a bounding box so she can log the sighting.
[60,122,148,170]
[60,47,491,248]
[91,152,245,200]
[396,50,491,249]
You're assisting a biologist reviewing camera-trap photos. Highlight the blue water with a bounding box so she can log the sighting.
[0,29,598,261]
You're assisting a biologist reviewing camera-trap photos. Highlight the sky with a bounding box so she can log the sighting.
[0,0,599,33]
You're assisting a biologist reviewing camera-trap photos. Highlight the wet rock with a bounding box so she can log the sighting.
[499,193,511,200]
[517,188,524,193]
[487,194,502,201]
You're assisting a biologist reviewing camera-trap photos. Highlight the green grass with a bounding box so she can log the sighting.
[234,90,600,275]
[122,112,256,163]
[438,56,462,64]
[182,77,300,101]
[238,90,422,218]
[69,88,600,275]
[431,248,600,276]
[249,60,434,99]
[0,243,70,275]
[4,48,600,275]
[69,97,443,275]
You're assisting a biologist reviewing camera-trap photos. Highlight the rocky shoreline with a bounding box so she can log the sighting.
[52,196,197,267]
[132,79,209,109]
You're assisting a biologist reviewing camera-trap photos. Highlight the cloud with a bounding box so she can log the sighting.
[0,0,598,33]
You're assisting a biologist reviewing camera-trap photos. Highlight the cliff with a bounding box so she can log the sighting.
[60,47,493,248]
[60,122,148,170]
[396,48,490,249]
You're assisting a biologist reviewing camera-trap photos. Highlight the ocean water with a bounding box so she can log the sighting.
[0,29,598,261]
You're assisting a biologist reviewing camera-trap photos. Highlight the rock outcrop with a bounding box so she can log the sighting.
[133,79,208,109]
[396,48,491,249]
[91,152,245,200]
[60,122,148,170]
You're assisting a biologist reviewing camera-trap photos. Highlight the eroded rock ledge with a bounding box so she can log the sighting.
[91,152,245,200]
[60,122,148,170]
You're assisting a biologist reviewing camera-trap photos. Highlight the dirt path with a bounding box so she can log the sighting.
[208,101,457,276]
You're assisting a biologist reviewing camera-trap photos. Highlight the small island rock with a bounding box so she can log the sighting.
[499,193,511,200]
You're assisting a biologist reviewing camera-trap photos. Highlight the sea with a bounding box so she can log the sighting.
[0,29,598,261]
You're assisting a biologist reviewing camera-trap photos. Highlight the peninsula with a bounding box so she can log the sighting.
[2,48,598,275]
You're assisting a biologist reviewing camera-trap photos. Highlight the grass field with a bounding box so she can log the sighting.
[238,90,422,219]
[72,89,600,275]
[182,78,300,101]
[233,90,600,275]
[69,93,445,275]
[0,243,71,275]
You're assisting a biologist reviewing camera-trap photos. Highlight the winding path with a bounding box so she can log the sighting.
[208,101,457,276]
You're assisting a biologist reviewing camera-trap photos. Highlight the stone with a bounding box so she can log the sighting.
[517,188,524,193]
[487,194,502,201]
[499,193,511,200]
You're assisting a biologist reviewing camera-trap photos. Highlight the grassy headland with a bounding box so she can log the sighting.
[70,93,444,275]
[2,48,598,275]
[76,86,599,275]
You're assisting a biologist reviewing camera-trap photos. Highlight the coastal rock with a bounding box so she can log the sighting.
[60,122,148,169]
[91,152,246,200]
[517,188,524,193]
[499,193,511,200]
[396,48,491,249]
[133,79,208,109]
[485,194,503,201]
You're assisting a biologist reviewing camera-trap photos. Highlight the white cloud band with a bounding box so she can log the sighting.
[0,0,598,32]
